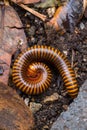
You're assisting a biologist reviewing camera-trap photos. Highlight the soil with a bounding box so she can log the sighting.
[10,2,87,130]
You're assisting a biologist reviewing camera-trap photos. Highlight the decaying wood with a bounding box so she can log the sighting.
[0,82,34,130]
[0,5,27,55]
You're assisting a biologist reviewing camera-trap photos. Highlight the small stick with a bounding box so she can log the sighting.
[71,49,75,68]
[13,1,47,21]
[20,3,47,21]
[71,49,78,70]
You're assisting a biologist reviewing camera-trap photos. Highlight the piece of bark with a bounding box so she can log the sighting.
[0,82,34,130]
[0,5,27,55]
[0,49,11,84]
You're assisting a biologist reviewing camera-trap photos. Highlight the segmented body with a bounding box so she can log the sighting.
[12,45,79,98]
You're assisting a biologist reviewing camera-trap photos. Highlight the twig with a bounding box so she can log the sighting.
[13,1,47,21]
[71,49,74,68]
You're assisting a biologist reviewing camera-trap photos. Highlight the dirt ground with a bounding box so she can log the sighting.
[11,3,87,130]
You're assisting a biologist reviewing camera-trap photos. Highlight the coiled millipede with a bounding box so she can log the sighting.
[12,45,79,98]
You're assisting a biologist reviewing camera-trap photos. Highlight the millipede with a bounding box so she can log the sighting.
[12,45,79,98]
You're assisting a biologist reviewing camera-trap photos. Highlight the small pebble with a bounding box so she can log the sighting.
[83,55,87,62]
[42,125,49,130]
[61,90,68,96]
[60,36,65,42]
[80,22,85,30]
[26,24,30,28]
[25,12,31,17]
[47,7,56,18]
[83,58,86,62]
[28,26,36,36]
[63,50,68,56]
[24,98,29,106]
[31,37,36,43]
[30,102,42,113]
[0,66,4,75]
[62,105,68,110]
[17,39,24,47]
[53,84,56,87]
[44,93,59,103]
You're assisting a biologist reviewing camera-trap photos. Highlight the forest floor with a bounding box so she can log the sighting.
[11,3,87,130]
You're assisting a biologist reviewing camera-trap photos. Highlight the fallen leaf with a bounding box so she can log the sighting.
[0,5,27,84]
[0,5,27,55]
[0,82,34,130]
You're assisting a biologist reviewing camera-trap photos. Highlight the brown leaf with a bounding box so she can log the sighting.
[0,82,34,130]
[0,5,27,55]
[0,5,27,84]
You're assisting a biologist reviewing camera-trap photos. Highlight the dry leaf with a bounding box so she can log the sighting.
[0,82,34,130]
[0,5,27,55]
[0,5,27,84]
